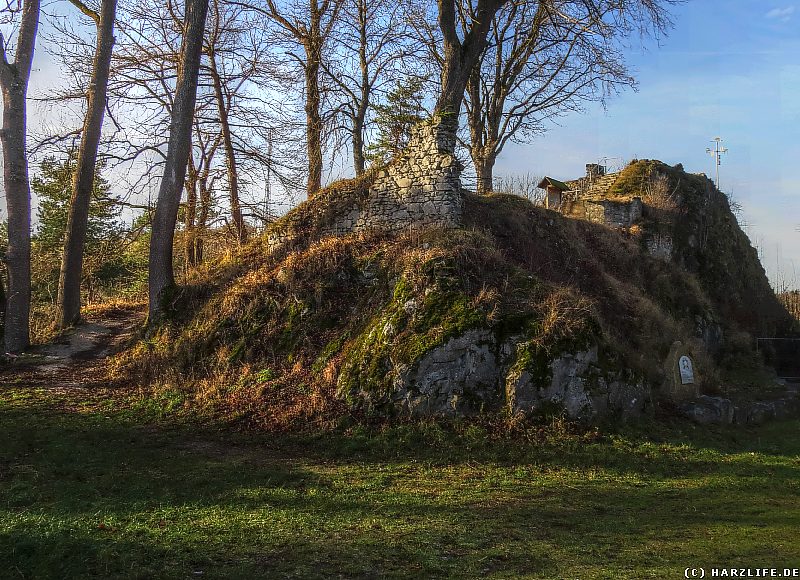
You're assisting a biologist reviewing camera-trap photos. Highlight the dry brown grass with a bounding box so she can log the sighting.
[642,171,679,213]
[461,191,723,385]
[30,302,60,345]
[110,169,781,430]
[535,286,595,351]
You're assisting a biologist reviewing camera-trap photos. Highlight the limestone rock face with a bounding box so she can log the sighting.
[680,395,736,424]
[346,328,649,421]
[393,330,500,416]
[506,345,647,421]
[680,393,800,425]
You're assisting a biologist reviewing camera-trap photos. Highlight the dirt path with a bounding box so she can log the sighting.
[1,306,145,390]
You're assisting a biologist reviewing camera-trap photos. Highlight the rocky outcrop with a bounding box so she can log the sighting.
[506,345,647,421]
[392,330,500,416]
[344,329,649,422]
[680,392,800,425]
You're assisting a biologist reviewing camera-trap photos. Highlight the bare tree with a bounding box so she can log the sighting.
[323,0,413,176]
[493,172,544,205]
[465,0,672,193]
[0,0,40,352]
[184,121,222,266]
[434,0,508,119]
[148,0,210,320]
[110,0,296,238]
[778,290,800,322]
[57,0,118,329]
[39,0,181,209]
[260,0,343,196]
[42,0,294,262]
[204,0,257,243]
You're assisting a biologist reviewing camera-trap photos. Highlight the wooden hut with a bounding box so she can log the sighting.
[537,176,570,210]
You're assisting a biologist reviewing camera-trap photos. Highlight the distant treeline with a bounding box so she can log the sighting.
[779,291,800,324]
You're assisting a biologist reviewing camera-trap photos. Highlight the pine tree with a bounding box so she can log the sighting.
[31,152,120,302]
[33,154,115,249]
[366,77,427,165]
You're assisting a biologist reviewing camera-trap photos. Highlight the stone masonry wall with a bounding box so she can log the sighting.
[266,116,464,253]
[646,233,674,260]
[582,198,643,228]
[358,116,463,232]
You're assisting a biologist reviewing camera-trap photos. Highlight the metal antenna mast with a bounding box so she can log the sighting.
[705,137,728,190]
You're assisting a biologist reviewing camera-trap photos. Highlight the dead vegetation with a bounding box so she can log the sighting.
[106,160,794,429]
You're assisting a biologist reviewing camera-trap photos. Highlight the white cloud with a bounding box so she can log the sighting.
[765,6,795,21]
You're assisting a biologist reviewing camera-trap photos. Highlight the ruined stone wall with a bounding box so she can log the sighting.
[602,198,642,227]
[266,117,464,252]
[580,198,643,228]
[358,116,462,232]
[646,233,674,260]
[583,202,605,224]
[264,186,367,251]
[561,200,587,220]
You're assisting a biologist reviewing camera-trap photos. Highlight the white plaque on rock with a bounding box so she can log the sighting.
[679,355,695,385]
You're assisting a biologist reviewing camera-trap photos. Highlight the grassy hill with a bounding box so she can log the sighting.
[113,161,791,430]
[616,160,790,338]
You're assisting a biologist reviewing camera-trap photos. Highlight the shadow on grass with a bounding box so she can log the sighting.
[2,389,800,578]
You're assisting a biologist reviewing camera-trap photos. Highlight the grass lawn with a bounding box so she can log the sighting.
[1,386,799,579]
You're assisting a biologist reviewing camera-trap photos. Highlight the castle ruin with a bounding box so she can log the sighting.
[538,163,643,229]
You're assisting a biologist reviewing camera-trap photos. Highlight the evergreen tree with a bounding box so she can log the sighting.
[33,153,117,252]
[366,77,427,165]
[30,153,123,302]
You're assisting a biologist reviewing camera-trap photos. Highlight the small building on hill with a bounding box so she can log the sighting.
[536,176,570,210]
[540,163,642,229]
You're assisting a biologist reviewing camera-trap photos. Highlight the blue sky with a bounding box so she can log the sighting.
[495,1,800,288]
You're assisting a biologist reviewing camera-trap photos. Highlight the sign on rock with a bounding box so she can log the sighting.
[679,355,695,385]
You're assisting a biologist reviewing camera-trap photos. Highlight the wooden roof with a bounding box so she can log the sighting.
[537,176,570,191]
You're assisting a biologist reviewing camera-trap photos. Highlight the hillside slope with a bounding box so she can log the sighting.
[616,160,791,338]
[115,162,790,429]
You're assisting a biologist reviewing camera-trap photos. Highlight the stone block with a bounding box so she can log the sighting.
[680,395,735,424]
[662,341,700,402]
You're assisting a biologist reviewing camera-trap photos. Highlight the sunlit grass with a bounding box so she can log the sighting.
[1,386,799,579]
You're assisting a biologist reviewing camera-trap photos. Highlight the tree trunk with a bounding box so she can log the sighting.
[466,66,488,193]
[351,0,368,176]
[304,0,324,197]
[352,113,365,176]
[304,43,323,196]
[0,0,40,353]
[435,44,471,119]
[195,175,211,264]
[434,0,506,120]
[0,275,5,340]
[148,0,209,321]
[1,90,32,353]
[473,151,495,194]
[184,152,198,268]
[57,0,117,329]
[467,73,500,195]
[208,50,246,243]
